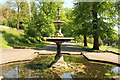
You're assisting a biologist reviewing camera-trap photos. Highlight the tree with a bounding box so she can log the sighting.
[73,2,93,46]
[20,1,30,29]
[3,0,30,29]
[24,2,64,43]
[16,2,20,29]
[62,8,76,37]
[73,2,117,50]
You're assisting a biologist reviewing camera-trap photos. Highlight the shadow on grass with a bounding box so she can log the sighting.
[75,44,93,52]
[2,31,48,49]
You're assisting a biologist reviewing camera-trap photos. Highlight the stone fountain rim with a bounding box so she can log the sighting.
[53,21,65,23]
[44,37,74,39]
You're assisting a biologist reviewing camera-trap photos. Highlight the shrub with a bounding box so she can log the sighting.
[87,37,94,44]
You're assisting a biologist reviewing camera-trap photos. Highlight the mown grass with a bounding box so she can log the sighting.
[75,43,119,53]
[0,28,50,49]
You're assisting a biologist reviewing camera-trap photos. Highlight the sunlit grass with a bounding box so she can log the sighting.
[75,42,119,53]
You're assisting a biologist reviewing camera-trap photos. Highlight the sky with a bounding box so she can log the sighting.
[63,1,74,8]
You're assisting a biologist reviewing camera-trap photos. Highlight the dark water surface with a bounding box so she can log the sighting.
[1,56,120,79]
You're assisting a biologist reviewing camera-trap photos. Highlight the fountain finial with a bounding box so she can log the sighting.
[57,6,61,16]
[53,6,64,38]
[57,6,61,20]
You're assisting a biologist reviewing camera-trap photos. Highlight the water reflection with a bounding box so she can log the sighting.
[2,66,18,78]
[112,67,120,75]
[1,56,119,79]
[63,70,76,78]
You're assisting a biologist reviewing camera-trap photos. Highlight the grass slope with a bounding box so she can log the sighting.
[0,28,49,49]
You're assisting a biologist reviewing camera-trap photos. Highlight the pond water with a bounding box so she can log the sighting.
[1,56,120,79]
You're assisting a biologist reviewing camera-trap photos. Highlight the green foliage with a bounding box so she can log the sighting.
[24,2,64,43]
[87,37,94,44]
[1,1,119,47]
[62,8,76,37]
[99,37,103,47]
[0,16,7,25]
[73,2,92,36]
[101,32,119,46]
[87,37,103,47]
[73,2,118,50]
[19,2,30,29]
[1,1,30,29]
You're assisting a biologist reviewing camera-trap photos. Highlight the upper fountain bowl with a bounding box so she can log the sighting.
[53,21,65,25]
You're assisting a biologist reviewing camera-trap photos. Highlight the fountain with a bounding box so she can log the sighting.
[44,6,74,69]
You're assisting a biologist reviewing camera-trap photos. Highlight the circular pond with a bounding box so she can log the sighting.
[1,56,119,79]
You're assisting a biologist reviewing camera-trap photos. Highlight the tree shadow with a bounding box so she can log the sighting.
[2,31,48,49]
[75,44,93,52]
[2,30,23,47]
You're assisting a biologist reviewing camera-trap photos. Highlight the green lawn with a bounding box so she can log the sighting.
[0,28,50,49]
[75,43,119,53]
[0,28,23,48]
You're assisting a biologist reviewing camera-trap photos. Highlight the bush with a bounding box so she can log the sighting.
[0,17,6,25]
[87,37,94,44]
[77,39,82,43]
[87,37,103,47]
[79,35,84,42]
[74,35,84,43]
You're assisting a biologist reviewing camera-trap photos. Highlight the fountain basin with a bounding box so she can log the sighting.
[1,56,119,79]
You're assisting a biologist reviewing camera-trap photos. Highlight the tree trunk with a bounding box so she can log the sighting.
[17,2,20,29]
[6,9,9,19]
[84,35,87,46]
[93,35,99,50]
[39,36,41,43]
[92,3,99,50]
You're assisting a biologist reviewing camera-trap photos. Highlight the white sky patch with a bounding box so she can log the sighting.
[114,26,118,31]
[0,0,6,4]
[63,1,74,8]
[103,19,118,31]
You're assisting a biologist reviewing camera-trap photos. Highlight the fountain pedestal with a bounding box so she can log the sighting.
[51,42,68,68]
[44,6,74,69]
[44,38,74,69]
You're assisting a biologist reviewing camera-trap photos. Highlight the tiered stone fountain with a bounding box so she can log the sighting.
[44,6,74,69]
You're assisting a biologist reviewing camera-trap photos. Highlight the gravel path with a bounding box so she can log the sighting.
[83,52,120,65]
[0,25,10,29]
[34,42,85,55]
[0,49,36,65]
